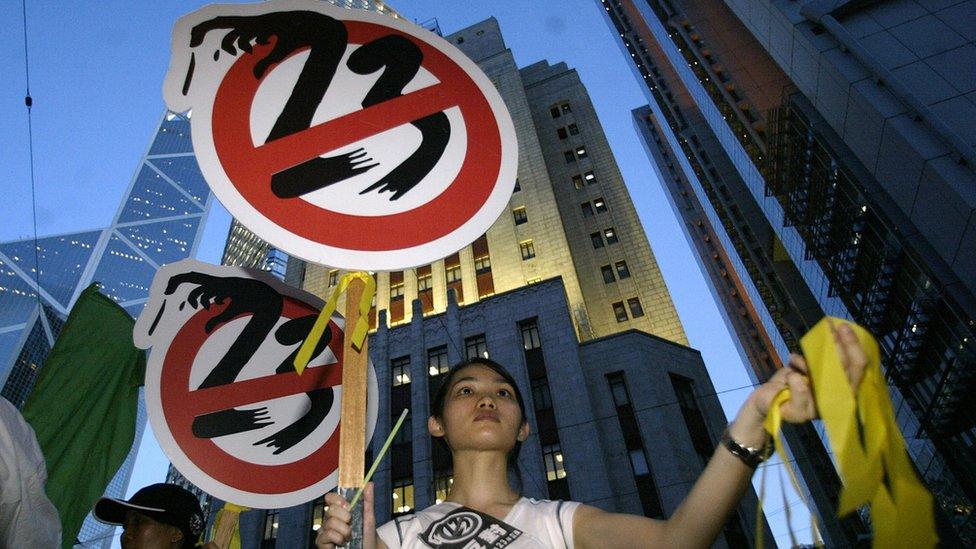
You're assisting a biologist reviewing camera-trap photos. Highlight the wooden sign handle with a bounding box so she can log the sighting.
[338,276,368,489]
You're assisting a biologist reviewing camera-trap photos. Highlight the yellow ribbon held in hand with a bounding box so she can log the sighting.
[761,317,937,547]
[759,389,822,548]
[293,272,376,375]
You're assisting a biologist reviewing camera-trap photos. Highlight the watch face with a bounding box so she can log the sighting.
[722,426,770,468]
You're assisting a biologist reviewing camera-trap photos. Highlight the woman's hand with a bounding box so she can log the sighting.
[315,483,379,549]
[752,321,868,424]
[730,321,869,446]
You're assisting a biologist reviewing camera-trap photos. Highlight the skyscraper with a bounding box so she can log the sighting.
[0,110,213,547]
[213,14,776,548]
[295,17,687,347]
[599,0,976,543]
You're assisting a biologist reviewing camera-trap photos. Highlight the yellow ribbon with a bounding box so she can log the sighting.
[759,317,937,547]
[210,503,248,549]
[293,272,376,375]
[759,389,822,548]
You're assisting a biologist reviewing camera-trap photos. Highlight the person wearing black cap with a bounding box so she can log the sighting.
[94,483,205,548]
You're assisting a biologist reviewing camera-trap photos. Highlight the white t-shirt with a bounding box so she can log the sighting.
[0,397,62,548]
[377,497,579,549]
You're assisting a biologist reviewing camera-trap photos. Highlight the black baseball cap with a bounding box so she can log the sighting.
[94,483,205,548]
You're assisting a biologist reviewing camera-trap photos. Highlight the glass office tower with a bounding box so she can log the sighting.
[600,0,976,543]
[0,111,212,547]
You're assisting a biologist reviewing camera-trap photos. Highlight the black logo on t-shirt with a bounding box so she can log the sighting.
[419,506,522,548]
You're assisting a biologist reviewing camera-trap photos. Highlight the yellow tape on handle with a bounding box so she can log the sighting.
[759,317,937,547]
[293,272,376,375]
[210,503,248,549]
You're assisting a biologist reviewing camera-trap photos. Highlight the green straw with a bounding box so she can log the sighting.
[349,408,409,509]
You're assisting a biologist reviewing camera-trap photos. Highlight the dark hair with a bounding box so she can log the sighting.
[430,357,527,469]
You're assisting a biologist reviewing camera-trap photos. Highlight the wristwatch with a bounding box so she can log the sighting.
[721,425,773,469]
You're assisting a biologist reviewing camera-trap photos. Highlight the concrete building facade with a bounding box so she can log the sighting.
[293,18,688,346]
[234,278,768,548]
[598,0,976,543]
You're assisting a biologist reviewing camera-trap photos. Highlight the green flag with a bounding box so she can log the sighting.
[22,284,146,548]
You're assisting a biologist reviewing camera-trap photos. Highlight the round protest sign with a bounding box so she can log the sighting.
[134,260,378,508]
[163,0,518,270]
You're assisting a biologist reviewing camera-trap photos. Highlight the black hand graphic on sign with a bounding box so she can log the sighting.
[247,315,337,454]
[270,148,377,199]
[189,12,379,198]
[348,35,451,201]
[191,407,273,438]
[164,272,283,390]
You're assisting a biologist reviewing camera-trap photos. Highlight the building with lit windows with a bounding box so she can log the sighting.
[215,15,778,548]
[235,278,769,548]
[293,17,687,346]
[598,0,976,544]
[0,110,213,547]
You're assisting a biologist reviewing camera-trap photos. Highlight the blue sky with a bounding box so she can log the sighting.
[1,1,811,546]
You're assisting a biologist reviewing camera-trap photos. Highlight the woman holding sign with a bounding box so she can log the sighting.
[317,324,867,548]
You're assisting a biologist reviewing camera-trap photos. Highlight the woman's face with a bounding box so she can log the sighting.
[429,364,529,453]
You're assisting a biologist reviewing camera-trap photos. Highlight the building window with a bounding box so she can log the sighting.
[328,270,339,287]
[608,374,630,406]
[392,356,411,386]
[594,197,607,213]
[604,227,618,244]
[557,127,568,140]
[520,240,536,260]
[564,150,576,164]
[310,496,326,540]
[583,170,596,184]
[475,256,491,274]
[568,123,579,135]
[602,265,615,284]
[417,271,432,291]
[428,346,449,377]
[262,510,279,547]
[561,103,572,114]
[393,411,412,445]
[433,474,454,504]
[608,372,663,518]
[580,202,594,218]
[590,232,604,249]
[446,264,461,283]
[392,478,414,515]
[627,298,644,318]
[615,261,631,280]
[521,320,541,350]
[550,106,561,118]
[613,301,628,322]
[465,334,488,359]
[513,179,521,192]
[390,281,404,300]
[670,374,713,465]
[542,443,567,481]
[531,377,552,410]
[629,449,650,476]
[575,146,588,159]
[572,174,584,189]
[513,207,528,225]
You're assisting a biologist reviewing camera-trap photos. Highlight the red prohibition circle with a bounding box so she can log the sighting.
[160,298,344,494]
[211,21,502,252]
